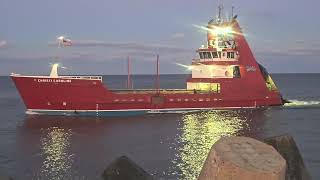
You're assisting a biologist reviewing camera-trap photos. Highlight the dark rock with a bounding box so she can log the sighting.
[102,156,154,180]
[264,134,311,180]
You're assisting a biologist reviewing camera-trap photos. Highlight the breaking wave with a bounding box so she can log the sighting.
[26,110,42,115]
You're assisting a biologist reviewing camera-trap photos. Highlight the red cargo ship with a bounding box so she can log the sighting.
[11,11,284,117]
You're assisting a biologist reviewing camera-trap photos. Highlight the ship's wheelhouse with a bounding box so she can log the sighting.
[187,18,243,91]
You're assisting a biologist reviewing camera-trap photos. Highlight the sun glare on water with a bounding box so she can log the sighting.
[172,110,247,180]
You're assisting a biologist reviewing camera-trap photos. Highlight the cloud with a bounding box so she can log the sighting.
[1,40,194,64]
[256,41,320,57]
[286,47,320,56]
[0,40,7,48]
[172,33,185,39]
[48,40,192,55]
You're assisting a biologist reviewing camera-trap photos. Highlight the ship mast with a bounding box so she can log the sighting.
[156,54,160,94]
[127,56,132,89]
[231,6,234,18]
[217,0,224,23]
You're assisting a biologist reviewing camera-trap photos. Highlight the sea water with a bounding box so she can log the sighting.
[0,74,319,179]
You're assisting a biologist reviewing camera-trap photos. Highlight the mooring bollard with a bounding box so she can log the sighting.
[198,136,286,180]
[264,134,311,180]
[102,156,154,180]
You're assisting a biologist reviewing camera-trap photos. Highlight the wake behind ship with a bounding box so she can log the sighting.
[11,9,284,117]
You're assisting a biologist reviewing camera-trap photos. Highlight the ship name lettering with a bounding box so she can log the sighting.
[37,79,72,83]
[246,66,257,72]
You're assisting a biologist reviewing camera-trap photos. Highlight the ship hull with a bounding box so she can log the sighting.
[26,109,148,117]
[11,75,283,117]
[26,107,261,117]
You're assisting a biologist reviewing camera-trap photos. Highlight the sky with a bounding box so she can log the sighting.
[0,0,320,75]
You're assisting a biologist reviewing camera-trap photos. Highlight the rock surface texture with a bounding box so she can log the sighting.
[264,134,311,180]
[198,136,286,180]
[102,156,154,180]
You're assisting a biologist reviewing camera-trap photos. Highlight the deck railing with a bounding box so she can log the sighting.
[60,76,103,81]
[192,58,238,63]
[111,89,219,94]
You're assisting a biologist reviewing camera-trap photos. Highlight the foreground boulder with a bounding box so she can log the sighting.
[264,134,311,180]
[198,136,286,180]
[102,156,154,180]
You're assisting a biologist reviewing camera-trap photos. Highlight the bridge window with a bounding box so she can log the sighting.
[199,52,204,59]
[203,52,212,59]
[218,42,225,48]
[218,52,221,58]
[200,52,213,59]
[207,52,212,58]
[212,52,218,58]
[227,52,235,59]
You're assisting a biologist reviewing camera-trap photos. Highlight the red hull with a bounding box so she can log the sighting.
[11,75,282,112]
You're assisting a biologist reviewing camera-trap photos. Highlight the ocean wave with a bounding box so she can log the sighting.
[283,100,320,108]
[26,110,42,115]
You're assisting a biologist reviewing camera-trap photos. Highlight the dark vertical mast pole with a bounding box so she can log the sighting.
[127,56,131,89]
[156,54,160,93]
[218,3,221,22]
[232,6,234,18]
[218,0,224,23]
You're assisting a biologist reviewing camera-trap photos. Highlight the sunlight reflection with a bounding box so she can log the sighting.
[174,110,247,180]
[40,127,73,180]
